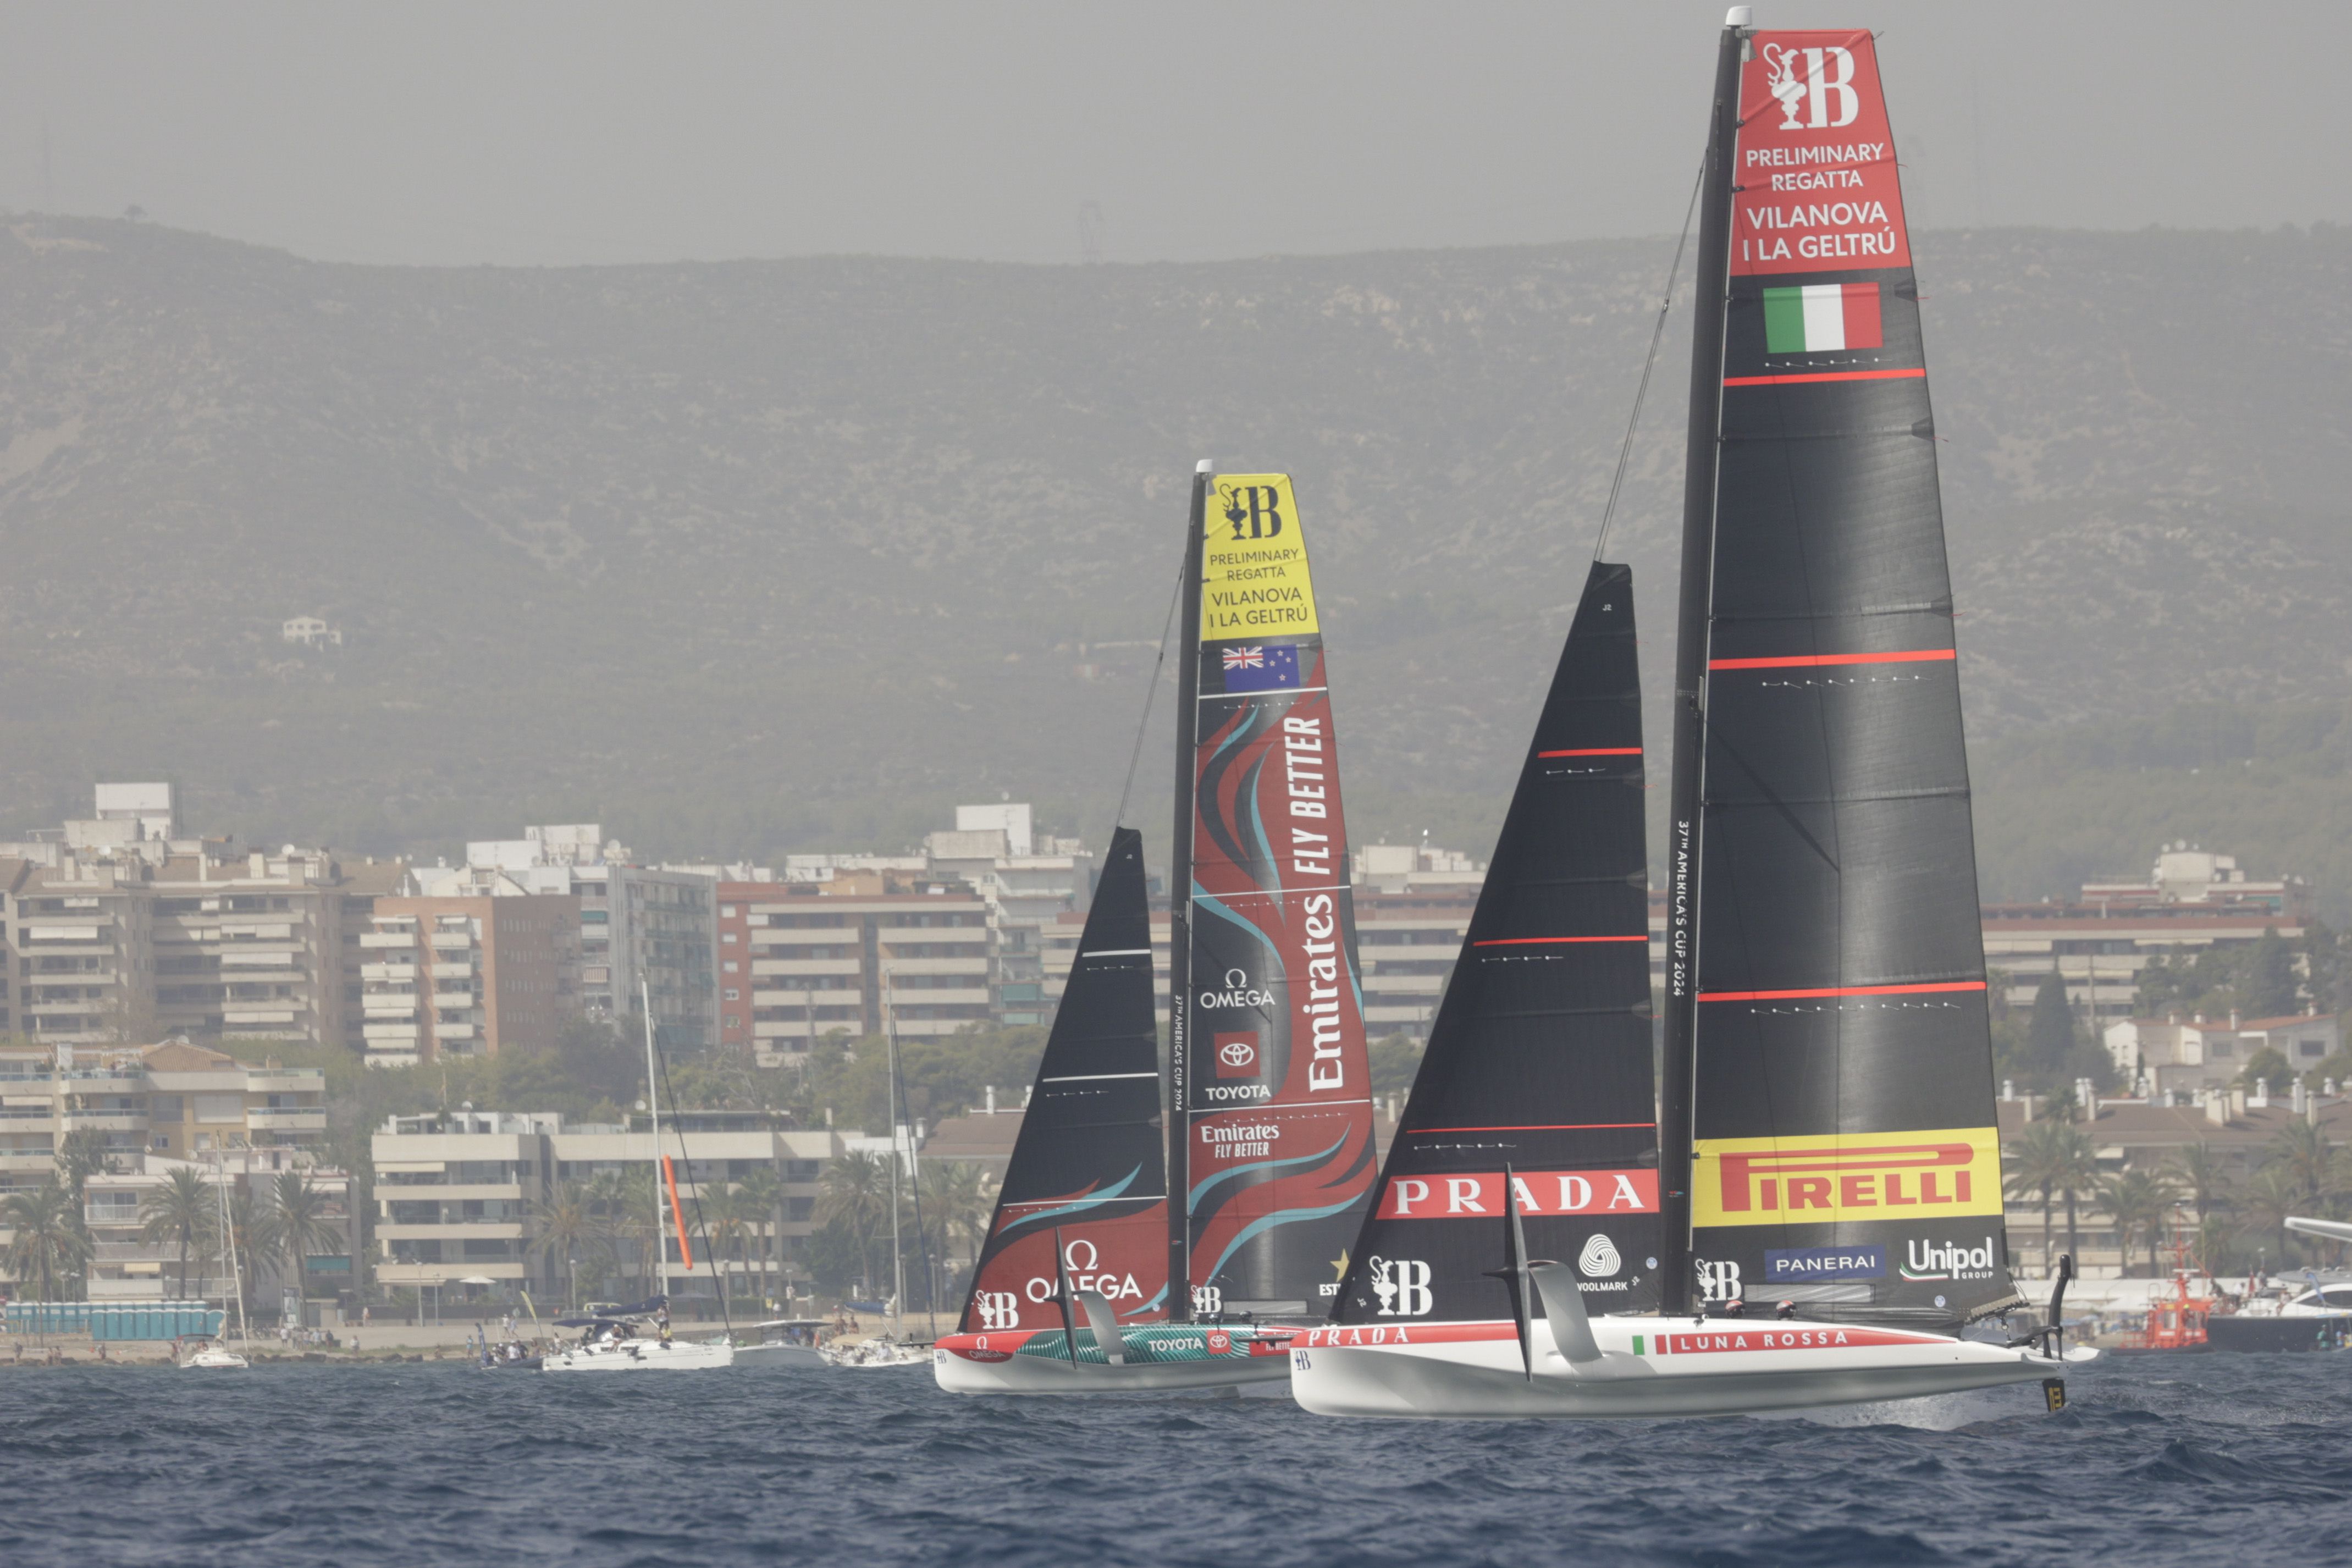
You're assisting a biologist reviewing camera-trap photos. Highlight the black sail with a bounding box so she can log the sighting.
[1334,562,1658,1327]
[957,826,1169,1333]
[1670,25,2019,1328]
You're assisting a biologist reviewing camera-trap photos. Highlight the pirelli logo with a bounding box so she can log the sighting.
[1693,1127,2002,1228]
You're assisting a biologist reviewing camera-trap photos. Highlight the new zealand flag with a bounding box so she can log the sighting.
[1221,644,1301,693]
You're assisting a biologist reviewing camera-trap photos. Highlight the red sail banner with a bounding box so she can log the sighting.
[1180,474,1378,1317]
[1733,31,1911,276]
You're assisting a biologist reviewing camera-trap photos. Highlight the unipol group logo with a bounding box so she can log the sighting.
[1370,1256,1433,1317]
[1762,42,1859,130]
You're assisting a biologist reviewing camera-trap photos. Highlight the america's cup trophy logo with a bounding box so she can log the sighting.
[1762,41,1859,129]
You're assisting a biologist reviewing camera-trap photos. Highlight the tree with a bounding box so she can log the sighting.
[819,1151,891,1292]
[2,1178,91,1301]
[2046,1120,2101,1268]
[732,1167,786,1300]
[2025,969,2079,1076]
[2243,927,2301,1019]
[2164,1142,2232,1225]
[55,1128,114,1203]
[270,1169,344,1307]
[140,1167,213,1298]
[2306,920,2348,1015]
[2239,1163,2302,1269]
[2268,1121,2337,1214]
[528,1180,601,1310]
[218,1185,283,1322]
[918,1161,991,1275]
[2005,1120,2073,1273]
[2096,1168,2180,1276]
[2190,1213,2238,1277]
[2241,1047,2296,1095]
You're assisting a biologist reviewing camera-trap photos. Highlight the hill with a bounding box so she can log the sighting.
[1,217,2346,909]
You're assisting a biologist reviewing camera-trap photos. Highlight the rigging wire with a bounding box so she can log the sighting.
[1111,543,1188,828]
[654,1042,735,1342]
[1591,158,1707,564]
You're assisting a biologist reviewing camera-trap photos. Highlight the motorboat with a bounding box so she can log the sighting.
[175,1334,249,1370]
[826,1337,932,1370]
[544,1323,735,1372]
[732,1318,832,1367]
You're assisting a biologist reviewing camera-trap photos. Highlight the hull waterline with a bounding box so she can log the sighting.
[934,1324,1295,1394]
[542,1338,736,1372]
[1289,1317,2058,1418]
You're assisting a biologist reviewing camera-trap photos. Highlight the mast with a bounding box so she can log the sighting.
[886,973,904,1339]
[1659,5,1747,1318]
[641,979,664,1303]
[1165,460,1211,1321]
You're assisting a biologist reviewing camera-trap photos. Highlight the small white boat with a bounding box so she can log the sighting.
[731,1319,831,1367]
[544,1332,735,1372]
[824,1337,931,1370]
[175,1335,250,1370]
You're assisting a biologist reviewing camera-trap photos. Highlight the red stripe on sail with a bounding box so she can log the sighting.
[1698,981,1987,1002]
[1537,748,1643,757]
[1472,935,1648,947]
[1410,1123,1657,1134]
[1708,649,1954,671]
[1841,283,1884,349]
[1722,368,1925,387]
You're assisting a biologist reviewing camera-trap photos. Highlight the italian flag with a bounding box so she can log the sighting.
[1763,283,1882,354]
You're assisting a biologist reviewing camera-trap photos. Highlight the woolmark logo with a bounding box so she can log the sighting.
[1902,1235,2000,1283]
[1370,1256,1433,1317]
[1577,1234,1621,1279]
[1763,42,1860,130]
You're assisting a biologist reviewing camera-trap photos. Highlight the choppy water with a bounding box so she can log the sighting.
[4,1351,2351,1566]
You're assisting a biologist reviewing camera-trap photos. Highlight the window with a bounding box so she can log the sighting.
[724,988,740,1002]
[2300,1041,2327,1059]
[722,960,738,974]
[720,905,737,918]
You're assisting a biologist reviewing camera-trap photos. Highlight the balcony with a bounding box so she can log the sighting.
[888,987,990,1006]
[362,963,419,982]
[22,925,106,943]
[752,958,860,978]
[377,1221,528,1241]
[0,1152,57,1172]
[429,932,473,950]
[59,1113,146,1132]
[249,1106,328,1131]
[246,1072,323,1093]
[876,925,987,943]
[361,931,421,949]
[220,923,295,941]
[222,1008,299,1026]
[363,1022,422,1040]
[884,957,989,978]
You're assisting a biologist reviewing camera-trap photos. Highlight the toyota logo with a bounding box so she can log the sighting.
[1218,1039,1256,1070]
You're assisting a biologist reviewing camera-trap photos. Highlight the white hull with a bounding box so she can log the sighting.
[933,1344,1290,1394]
[543,1338,736,1372]
[1289,1316,2058,1419]
[732,1341,829,1368]
[179,1349,250,1370]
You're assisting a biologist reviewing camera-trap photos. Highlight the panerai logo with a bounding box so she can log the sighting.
[1901,1236,2000,1283]
[1763,42,1859,130]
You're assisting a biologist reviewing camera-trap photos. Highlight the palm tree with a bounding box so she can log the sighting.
[733,1167,786,1302]
[270,1169,344,1308]
[140,1167,213,1298]
[2191,1213,2239,1277]
[2004,1120,2071,1273]
[529,1180,602,1310]
[3,1178,92,1300]
[697,1181,752,1299]
[55,1128,113,1202]
[216,1185,283,1324]
[2239,1163,2302,1268]
[918,1161,991,1273]
[2270,1121,2337,1214]
[2164,1142,2232,1224]
[819,1151,891,1293]
[2037,1120,2101,1269]
[2096,1168,2180,1276]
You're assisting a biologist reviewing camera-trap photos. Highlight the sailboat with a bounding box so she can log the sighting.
[934,464,1379,1392]
[545,984,734,1372]
[1291,11,2072,1418]
[179,1151,251,1370]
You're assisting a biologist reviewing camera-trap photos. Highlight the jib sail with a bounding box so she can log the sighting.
[1168,468,1378,1319]
[1333,562,1659,1328]
[1661,25,2020,1327]
[957,826,1168,1334]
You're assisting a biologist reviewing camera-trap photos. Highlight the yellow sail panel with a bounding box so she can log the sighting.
[1692,1126,2002,1228]
[1201,473,1318,641]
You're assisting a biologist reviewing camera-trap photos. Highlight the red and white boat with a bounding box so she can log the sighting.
[937,466,1379,1394]
[1295,10,2069,1420]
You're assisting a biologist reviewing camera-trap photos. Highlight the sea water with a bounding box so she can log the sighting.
[4,1351,2350,1566]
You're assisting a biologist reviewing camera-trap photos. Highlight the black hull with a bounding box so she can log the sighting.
[2202,1316,2352,1354]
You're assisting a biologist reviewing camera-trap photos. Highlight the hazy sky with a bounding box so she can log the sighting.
[1,1,2343,267]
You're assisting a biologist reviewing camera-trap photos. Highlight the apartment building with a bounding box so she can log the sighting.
[734,871,992,1061]
[0,785,405,1049]
[356,895,581,1066]
[1983,847,2311,1027]
[0,1037,350,1302]
[419,826,717,1049]
[2102,1012,2343,1095]
[371,1109,838,1307]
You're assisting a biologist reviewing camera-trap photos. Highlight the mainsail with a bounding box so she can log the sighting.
[1661,26,2019,1327]
[1333,562,1659,1328]
[957,827,1168,1333]
[1168,470,1378,1318]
